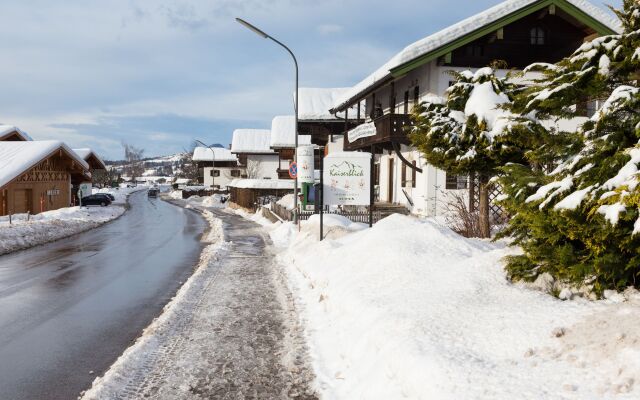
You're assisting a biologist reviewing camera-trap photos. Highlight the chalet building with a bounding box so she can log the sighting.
[330,0,619,217]
[72,148,106,171]
[230,129,279,179]
[0,141,90,216]
[270,116,312,179]
[0,125,32,142]
[192,146,241,190]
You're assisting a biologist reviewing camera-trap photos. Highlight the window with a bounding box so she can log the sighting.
[446,173,468,190]
[210,170,220,177]
[230,170,241,177]
[411,161,417,188]
[465,44,484,57]
[413,86,420,108]
[530,27,545,45]
[404,91,410,114]
[401,163,407,187]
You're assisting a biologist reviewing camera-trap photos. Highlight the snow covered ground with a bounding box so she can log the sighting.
[257,212,640,399]
[0,187,141,255]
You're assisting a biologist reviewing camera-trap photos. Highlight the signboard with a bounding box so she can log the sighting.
[288,162,297,179]
[297,145,314,183]
[323,152,371,205]
[78,182,92,205]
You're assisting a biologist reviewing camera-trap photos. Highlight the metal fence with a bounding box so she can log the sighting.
[270,202,385,224]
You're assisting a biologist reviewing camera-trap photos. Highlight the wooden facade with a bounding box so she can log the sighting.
[0,152,87,216]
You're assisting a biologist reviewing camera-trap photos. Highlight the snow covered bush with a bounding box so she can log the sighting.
[410,67,538,237]
[498,1,640,294]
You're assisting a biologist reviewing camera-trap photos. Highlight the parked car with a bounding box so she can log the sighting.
[96,193,115,201]
[148,188,159,198]
[82,194,112,207]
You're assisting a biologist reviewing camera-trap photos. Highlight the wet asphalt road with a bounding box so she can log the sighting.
[0,191,206,400]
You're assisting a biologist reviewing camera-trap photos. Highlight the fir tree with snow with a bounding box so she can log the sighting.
[410,67,537,237]
[498,0,640,294]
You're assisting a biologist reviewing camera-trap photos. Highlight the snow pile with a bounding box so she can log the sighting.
[269,213,640,399]
[230,129,274,154]
[275,193,295,210]
[270,116,313,148]
[185,193,228,209]
[228,178,295,190]
[0,187,140,255]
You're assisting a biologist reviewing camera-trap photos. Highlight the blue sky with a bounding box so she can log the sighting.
[0,0,621,160]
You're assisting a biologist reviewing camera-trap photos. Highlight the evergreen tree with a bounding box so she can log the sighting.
[498,1,640,293]
[410,67,536,237]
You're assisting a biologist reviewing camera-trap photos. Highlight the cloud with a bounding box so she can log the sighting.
[317,24,343,35]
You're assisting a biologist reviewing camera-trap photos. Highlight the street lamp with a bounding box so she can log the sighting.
[195,139,216,190]
[236,17,299,223]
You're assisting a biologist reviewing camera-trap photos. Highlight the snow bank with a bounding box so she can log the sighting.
[269,213,640,399]
[0,187,139,255]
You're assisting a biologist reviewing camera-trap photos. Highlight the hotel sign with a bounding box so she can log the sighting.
[323,152,371,206]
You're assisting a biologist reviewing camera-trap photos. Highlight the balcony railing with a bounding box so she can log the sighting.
[344,113,413,151]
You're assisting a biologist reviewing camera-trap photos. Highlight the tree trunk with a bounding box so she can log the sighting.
[478,174,491,238]
[468,171,476,213]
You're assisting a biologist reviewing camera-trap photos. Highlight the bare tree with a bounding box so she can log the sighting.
[245,159,262,179]
[122,142,145,182]
[174,144,200,183]
[93,167,120,188]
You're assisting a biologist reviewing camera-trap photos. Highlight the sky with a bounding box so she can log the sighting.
[0,0,622,160]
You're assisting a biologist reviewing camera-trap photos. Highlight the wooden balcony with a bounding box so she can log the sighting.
[344,113,412,151]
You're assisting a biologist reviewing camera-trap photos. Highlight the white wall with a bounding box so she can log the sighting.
[203,166,244,189]
[247,154,279,180]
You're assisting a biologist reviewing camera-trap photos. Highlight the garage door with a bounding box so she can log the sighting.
[13,189,33,214]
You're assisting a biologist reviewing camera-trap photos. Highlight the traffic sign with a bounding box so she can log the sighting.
[289,161,298,179]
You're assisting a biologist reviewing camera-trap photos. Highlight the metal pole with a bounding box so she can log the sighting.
[320,147,324,241]
[235,18,299,223]
[370,145,375,228]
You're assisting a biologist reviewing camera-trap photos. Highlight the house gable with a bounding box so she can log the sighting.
[390,0,618,76]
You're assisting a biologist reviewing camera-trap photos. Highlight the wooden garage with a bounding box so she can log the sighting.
[0,141,90,216]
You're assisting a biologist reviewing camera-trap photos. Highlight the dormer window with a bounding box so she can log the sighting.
[530,27,545,45]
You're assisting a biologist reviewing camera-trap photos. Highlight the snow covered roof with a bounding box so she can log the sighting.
[270,116,313,149]
[192,146,238,162]
[332,0,620,111]
[228,178,295,190]
[0,125,32,141]
[72,148,106,170]
[0,141,89,188]
[230,129,275,154]
[299,88,364,121]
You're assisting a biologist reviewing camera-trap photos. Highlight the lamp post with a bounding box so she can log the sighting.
[195,140,216,190]
[235,17,299,223]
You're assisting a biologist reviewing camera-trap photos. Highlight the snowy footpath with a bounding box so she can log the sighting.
[81,203,317,399]
[0,187,140,255]
[260,213,640,400]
